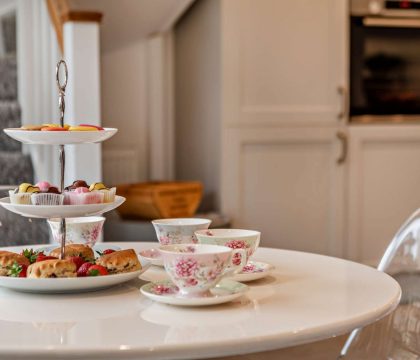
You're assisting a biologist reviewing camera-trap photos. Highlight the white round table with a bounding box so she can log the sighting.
[0,242,400,360]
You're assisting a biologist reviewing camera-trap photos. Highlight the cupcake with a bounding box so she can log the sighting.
[89,182,116,203]
[31,181,63,205]
[64,187,104,205]
[9,183,40,204]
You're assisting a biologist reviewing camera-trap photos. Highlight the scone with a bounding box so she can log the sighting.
[27,259,76,278]
[49,244,94,261]
[0,251,30,276]
[96,249,141,274]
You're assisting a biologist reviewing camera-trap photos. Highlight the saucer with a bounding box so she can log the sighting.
[230,261,274,282]
[140,279,248,306]
[139,248,163,267]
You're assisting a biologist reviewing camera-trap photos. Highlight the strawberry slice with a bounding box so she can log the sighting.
[87,265,108,276]
[68,256,86,271]
[36,254,58,262]
[77,262,93,277]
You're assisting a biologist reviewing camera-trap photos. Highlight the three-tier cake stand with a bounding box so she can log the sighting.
[1,60,124,259]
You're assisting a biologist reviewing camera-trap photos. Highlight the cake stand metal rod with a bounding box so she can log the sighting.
[56,60,68,260]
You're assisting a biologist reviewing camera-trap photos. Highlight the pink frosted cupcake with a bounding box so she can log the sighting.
[64,187,104,205]
[32,181,63,205]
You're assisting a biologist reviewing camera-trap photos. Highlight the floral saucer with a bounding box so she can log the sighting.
[139,248,163,267]
[230,261,274,282]
[140,279,248,306]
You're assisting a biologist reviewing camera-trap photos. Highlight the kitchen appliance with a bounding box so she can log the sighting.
[350,0,420,122]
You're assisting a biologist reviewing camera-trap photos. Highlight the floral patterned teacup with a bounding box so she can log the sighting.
[152,218,211,245]
[47,217,105,246]
[159,244,247,297]
[195,229,261,266]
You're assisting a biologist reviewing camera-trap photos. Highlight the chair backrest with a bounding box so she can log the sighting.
[339,208,420,359]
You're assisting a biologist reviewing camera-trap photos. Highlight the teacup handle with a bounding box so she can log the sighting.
[222,248,247,277]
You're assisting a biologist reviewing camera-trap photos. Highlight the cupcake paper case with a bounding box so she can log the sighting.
[9,190,32,205]
[101,187,116,203]
[64,191,104,205]
[31,193,64,206]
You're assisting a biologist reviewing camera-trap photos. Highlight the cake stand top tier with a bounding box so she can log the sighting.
[3,128,118,145]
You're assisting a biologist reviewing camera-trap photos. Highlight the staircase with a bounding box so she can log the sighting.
[0,12,49,245]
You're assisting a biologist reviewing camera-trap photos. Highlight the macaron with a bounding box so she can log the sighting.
[79,124,104,131]
[20,125,44,131]
[68,126,99,131]
[41,126,67,131]
[42,123,70,130]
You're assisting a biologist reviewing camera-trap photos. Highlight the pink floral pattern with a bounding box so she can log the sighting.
[175,258,199,278]
[225,239,247,249]
[225,239,256,259]
[153,223,210,245]
[232,252,242,266]
[150,283,179,295]
[165,253,228,293]
[80,224,102,245]
[159,236,171,245]
[178,246,196,253]
[241,264,262,273]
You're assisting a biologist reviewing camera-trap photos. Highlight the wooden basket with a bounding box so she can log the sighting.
[116,181,203,220]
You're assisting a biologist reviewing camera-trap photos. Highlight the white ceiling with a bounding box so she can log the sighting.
[69,0,193,53]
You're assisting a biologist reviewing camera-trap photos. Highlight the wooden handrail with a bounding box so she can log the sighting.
[46,0,69,53]
[46,0,103,54]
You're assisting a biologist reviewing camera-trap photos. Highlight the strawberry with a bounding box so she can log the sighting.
[87,265,108,276]
[68,256,85,271]
[77,262,93,277]
[9,262,27,277]
[103,249,115,255]
[21,249,43,264]
[96,249,115,256]
[36,254,57,262]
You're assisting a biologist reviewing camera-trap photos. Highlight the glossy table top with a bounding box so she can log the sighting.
[0,242,401,360]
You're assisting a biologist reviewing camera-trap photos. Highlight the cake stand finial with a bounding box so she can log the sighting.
[56,60,68,260]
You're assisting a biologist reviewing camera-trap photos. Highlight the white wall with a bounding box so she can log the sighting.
[174,0,221,211]
[101,39,149,184]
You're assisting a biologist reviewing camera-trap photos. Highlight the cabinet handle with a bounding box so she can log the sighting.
[336,131,348,165]
[337,86,348,120]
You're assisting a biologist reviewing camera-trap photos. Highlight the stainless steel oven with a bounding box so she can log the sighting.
[350,0,420,122]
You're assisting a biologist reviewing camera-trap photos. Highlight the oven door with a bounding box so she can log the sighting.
[350,16,420,122]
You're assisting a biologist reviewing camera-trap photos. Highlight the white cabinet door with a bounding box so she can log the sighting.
[221,0,348,127]
[221,128,346,257]
[348,125,420,264]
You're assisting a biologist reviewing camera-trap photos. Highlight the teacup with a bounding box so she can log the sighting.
[152,218,211,245]
[159,244,246,297]
[195,229,261,266]
[47,217,105,246]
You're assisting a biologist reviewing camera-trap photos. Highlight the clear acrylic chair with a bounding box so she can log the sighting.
[339,208,420,359]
